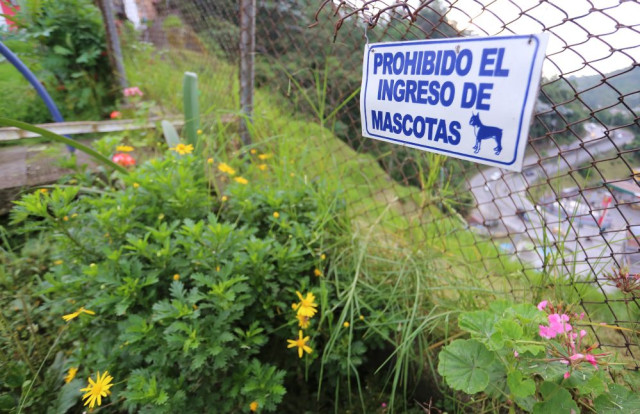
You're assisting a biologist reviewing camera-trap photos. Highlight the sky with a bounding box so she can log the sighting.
[444,0,639,78]
[351,0,640,78]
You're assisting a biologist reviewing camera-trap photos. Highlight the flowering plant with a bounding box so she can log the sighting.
[437,300,639,412]
[9,149,340,412]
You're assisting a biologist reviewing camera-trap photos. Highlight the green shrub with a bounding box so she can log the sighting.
[11,0,117,120]
[9,148,341,412]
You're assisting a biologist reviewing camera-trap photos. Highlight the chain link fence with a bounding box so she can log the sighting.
[129,0,640,370]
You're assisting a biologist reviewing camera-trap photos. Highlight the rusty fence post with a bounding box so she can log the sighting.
[239,0,255,146]
[97,0,128,90]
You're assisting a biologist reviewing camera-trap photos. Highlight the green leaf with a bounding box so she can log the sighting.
[47,380,82,414]
[565,368,605,396]
[0,394,15,410]
[507,371,536,398]
[437,339,496,394]
[489,319,523,350]
[510,303,545,323]
[161,120,181,148]
[533,381,579,414]
[53,45,72,55]
[521,360,567,382]
[458,310,497,342]
[594,384,640,413]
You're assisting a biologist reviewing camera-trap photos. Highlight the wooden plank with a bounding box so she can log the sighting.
[0,117,183,142]
[0,141,96,191]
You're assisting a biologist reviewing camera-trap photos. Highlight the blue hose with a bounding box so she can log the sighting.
[0,39,74,151]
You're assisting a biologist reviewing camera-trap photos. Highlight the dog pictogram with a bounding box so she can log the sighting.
[470,113,503,155]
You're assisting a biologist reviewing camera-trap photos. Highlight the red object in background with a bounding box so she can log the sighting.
[112,153,136,167]
[598,195,613,227]
[0,0,20,30]
[110,110,121,119]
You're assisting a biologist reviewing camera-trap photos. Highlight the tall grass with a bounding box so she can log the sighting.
[122,39,640,410]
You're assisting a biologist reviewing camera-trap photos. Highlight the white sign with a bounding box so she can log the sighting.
[360,34,549,172]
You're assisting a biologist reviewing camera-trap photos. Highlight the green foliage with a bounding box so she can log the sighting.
[8,149,343,412]
[437,339,500,394]
[0,61,51,124]
[161,120,180,148]
[10,0,117,120]
[438,300,640,412]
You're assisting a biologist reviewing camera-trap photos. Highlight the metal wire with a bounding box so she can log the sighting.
[139,0,640,372]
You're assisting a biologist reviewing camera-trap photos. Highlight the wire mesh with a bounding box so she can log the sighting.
[136,0,640,371]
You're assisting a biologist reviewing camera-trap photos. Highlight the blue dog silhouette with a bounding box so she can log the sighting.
[470,113,502,155]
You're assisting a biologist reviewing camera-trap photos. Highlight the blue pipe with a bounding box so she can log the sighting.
[0,39,74,151]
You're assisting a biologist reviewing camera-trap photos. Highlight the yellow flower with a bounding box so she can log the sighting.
[293,291,318,318]
[116,145,134,152]
[71,213,78,218]
[297,314,310,329]
[250,401,259,412]
[258,153,272,160]
[343,321,350,328]
[64,367,78,383]
[287,330,312,358]
[234,176,248,185]
[63,216,69,221]
[359,315,365,321]
[250,149,257,155]
[170,143,194,155]
[314,268,323,277]
[53,259,63,265]
[80,371,114,409]
[173,274,180,281]
[217,162,236,175]
[197,129,203,135]
[207,157,214,164]
[221,196,228,203]
[39,188,48,194]
[258,163,268,171]
[320,253,326,260]
[273,212,280,219]
[62,307,96,322]
[216,266,221,272]
[133,182,140,188]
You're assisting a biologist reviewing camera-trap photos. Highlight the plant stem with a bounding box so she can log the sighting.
[17,324,68,414]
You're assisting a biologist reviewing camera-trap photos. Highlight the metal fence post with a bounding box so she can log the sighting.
[239,0,255,146]
[98,0,128,90]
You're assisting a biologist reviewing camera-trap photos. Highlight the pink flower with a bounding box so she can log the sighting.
[381,402,387,408]
[110,110,121,119]
[123,86,144,97]
[537,300,548,311]
[514,350,519,358]
[539,313,572,339]
[580,330,587,338]
[112,153,136,167]
[585,354,598,368]
[539,325,555,339]
[564,371,571,379]
[569,353,584,361]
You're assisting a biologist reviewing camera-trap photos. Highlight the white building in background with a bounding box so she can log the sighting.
[114,0,158,28]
